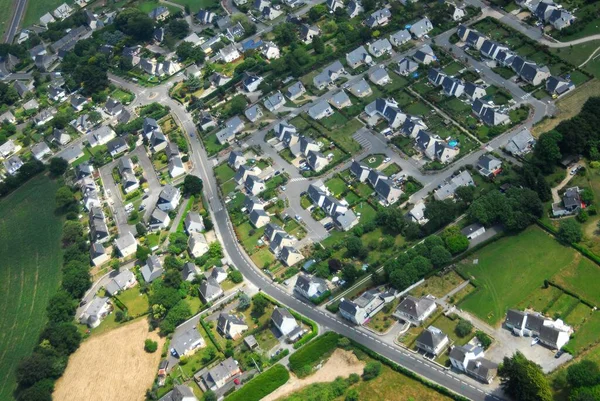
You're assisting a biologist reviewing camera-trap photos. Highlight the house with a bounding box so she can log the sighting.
[249,208,270,228]
[70,95,88,111]
[168,156,185,178]
[105,98,123,116]
[300,24,320,44]
[4,156,23,175]
[413,44,436,65]
[184,212,205,234]
[253,0,270,11]
[472,99,510,126]
[228,152,246,171]
[60,145,84,164]
[33,108,56,126]
[428,68,446,87]
[513,60,551,86]
[107,137,128,157]
[365,8,392,28]
[340,289,395,325]
[453,7,466,21]
[244,335,258,349]
[0,110,15,124]
[216,116,245,145]
[348,79,372,98]
[149,131,167,153]
[442,77,465,97]
[308,101,334,120]
[286,81,306,100]
[269,230,296,255]
[153,27,165,43]
[142,255,164,283]
[280,246,305,266]
[188,232,209,258]
[14,81,30,98]
[364,98,405,129]
[346,46,373,69]
[70,114,95,133]
[198,357,241,390]
[53,3,73,19]
[461,223,486,240]
[209,266,228,283]
[51,26,91,56]
[416,326,450,355]
[90,242,109,266]
[276,122,300,147]
[335,210,359,231]
[390,30,411,48]
[235,165,258,185]
[294,274,328,300]
[87,126,116,148]
[504,128,535,156]
[350,160,370,182]
[0,140,18,158]
[199,278,223,302]
[410,17,433,39]
[217,313,248,339]
[79,296,110,328]
[402,116,428,138]
[393,295,437,325]
[89,207,109,243]
[327,0,344,11]
[48,86,66,102]
[220,45,241,63]
[263,91,285,112]
[409,201,428,225]
[307,150,329,172]
[368,38,392,58]
[450,344,497,383]
[148,6,169,21]
[375,178,403,205]
[199,112,217,132]
[157,185,182,211]
[548,9,574,30]
[553,186,582,216]
[182,262,202,282]
[226,23,246,41]
[149,208,171,231]
[261,41,280,60]
[171,327,205,358]
[40,12,56,27]
[539,322,572,349]
[85,10,103,30]
[368,67,391,86]
[105,270,137,296]
[242,73,264,92]
[271,307,304,340]
[329,91,352,110]
[245,174,266,195]
[477,154,502,177]
[456,25,486,49]
[464,82,487,100]
[347,0,363,17]
[395,57,419,76]
[434,170,475,200]
[196,9,216,24]
[368,169,386,188]
[200,36,222,54]
[159,385,198,401]
[243,196,264,213]
[546,76,574,97]
[313,61,345,90]
[31,142,51,161]
[262,6,282,20]
[119,157,139,193]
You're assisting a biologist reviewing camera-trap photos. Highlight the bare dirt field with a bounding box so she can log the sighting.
[264,349,365,401]
[54,318,164,401]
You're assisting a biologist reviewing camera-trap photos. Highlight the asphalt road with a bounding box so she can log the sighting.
[3,0,27,43]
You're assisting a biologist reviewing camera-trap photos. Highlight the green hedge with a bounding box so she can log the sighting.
[289,332,340,376]
[310,290,331,306]
[199,317,223,352]
[224,364,290,401]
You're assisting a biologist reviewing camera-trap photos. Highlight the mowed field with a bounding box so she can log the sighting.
[0,175,63,400]
[22,0,76,29]
[0,0,14,39]
[54,318,164,401]
[457,226,579,325]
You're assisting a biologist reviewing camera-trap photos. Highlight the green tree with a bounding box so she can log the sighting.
[46,291,77,323]
[229,95,247,116]
[455,319,473,337]
[476,331,492,349]
[40,322,82,356]
[144,339,158,353]
[363,361,382,380]
[346,236,367,259]
[16,353,64,387]
[229,270,243,283]
[557,219,582,244]
[168,19,190,39]
[238,292,251,310]
[183,175,203,195]
[533,130,562,173]
[345,389,359,401]
[429,245,452,267]
[570,385,600,401]
[49,157,68,177]
[498,351,552,401]
[204,390,217,401]
[55,186,75,209]
[115,9,154,41]
[313,36,325,54]
[252,294,269,316]
[567,360,600,389]
[18,379,55,401]
[342,264,358,284]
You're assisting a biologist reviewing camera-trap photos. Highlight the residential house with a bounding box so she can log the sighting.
[472,99,510,126]
[104,98,123,116]
[184,212,205,234]
[208,266,228,283]
[31,142,51,161]
[395,57,419,76]
[461,223,486,240]
[340,289,395,325]
[390,30,411,48]
[249,208,270,228]
[118,157,139,194]
[308,101,334,120]
[188,232,209,258]
[271,307,304,341]
[300,24,320,44]
[464,82,487,100]
[313,61,345,90]
[171,327,205,358]
[294,274,328,300]
[369,66,391,86]
[409,201,429,225]
[307,150,329,172]
[226,22,246,41]
[59,145,84,164]
[200,36,222,54]
[329,91,352,110]
[393,295,437,325]
[261,41,280,59]
[87,126,116,147]
[279,246,305,266]
[48,86,66,102]
[364,98,405,129]
[368,38,392,57]
[149,208,171,231]
[350,160,370,182]
[375,178,403,205]
[85,10,103,30]
[512,59,551,86]
[546,75,574,97]
[4,156,23,175]
[14,81,30,98]
[253,0,270,11]
[157,185,182,211]
[143,118,161,139]
[217,314,248,339]
[453,6,466,21]
[107,137,128,157]
[504,128,535,156]
[105,270,137,296]
[168,156,185,178]
[346,46,373,69]
[243,196,264,213]
[216,116,245,145]
[70,95,88,111]
[228,151,246,170]
[402,116,428,138]
[142,255,164,283]
[477,154,502,177]
[159,385,198,401]
[89,207,109,243]
[410,17,433,38]
[416,326,450,355]
[220,45,241,63]
[0,110,15,124]
[196,9,216,24]
[434,170,475,200]
[347,0,363,17]
[198,357,241,390]
[450,345,498,383]
[348,78,372,98]
[245,174,266,195]
[553,186,582,216]
[33,108,56,126]
[442,77,465,97]
[365,8,392,28]
[199,112,217,132]
[40,12,56,27]
[53,3,73,20]
[75,163,94,181]
[148,6,169,21]
[286,81,306,100]
[263,91,285,112]
[242,73,264,92]
[413,44,437,65]
[327,0,344,11]
[262,6,281,20]
[90,242,109,266]
[182,262,202,282]
[79,296,110,328]
[199,278,223,302]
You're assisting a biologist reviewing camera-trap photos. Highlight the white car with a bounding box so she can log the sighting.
[384,157,391,163]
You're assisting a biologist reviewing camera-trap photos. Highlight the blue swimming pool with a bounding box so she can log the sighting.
[448,140,458,147]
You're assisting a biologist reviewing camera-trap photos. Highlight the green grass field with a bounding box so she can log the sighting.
[551,255,600,306]
[166,0,218,12]
[0,175,63,400]
[457,227,577,325]
[22,0,74,29]
[0,0,14,39]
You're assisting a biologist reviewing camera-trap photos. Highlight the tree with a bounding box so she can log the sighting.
[49,157,68,177]
[115,9,154,41]
[40,322,82,356]
[390,268,416,291]
[273,23,298,46]
[16,353,64,387]
[183,175,203,196]
[204,390,217,401]
[557,219,582,244]
[229,95,247,116]
[144,339,158,353]
[346,236,367,259]
[498,352,552,401]
[312,36,325,54]
[570,385,600,401]
[455,185,476,203]
[533,130,562,172]
[163,269,183,289]
[252,294,269,316]
[341,264,358,284]
[18,379,55,401]
[345,389,359,401]
[443,228,469,255]
[328,258,343,272]
[136,222,147,236]
[62,266,91,299]
[429,245,452,267]
[46,291,77,323]
[176,42,206,63]
[168,19,190,39]
[425,199,459,231]
[55,186,75,209]
[229,270,243,283]
[136,245,151,261]
[476,331,492,349]
[238,292,251,310]
[567,360,600,389]
[455,319,473,337]
[375,208,406,235]
[363,361,382,380]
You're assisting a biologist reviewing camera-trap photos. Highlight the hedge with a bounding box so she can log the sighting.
[289,332,340,376]
[199,317,223,352]
[310,290,331,305]
[224,364,290,401]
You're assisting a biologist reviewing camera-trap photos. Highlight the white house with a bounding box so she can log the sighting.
[79,296,110,328]
[188,232,209,258]
[271,307,304,341]
[393,296,437,325]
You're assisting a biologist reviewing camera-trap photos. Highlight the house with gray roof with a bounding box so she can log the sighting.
[249,208,270,228]
[185,211,205,234]
[434,170,475,200]
[271,307,303,340]
[307,150,329,172]
[245,174,266,195]
[410,17,433,38]
[294,274,328,300]
[142,255,164,283]
[31,142,51,161]
[334,209,359,231]
[402,116,428,138]
[216,116,245,145]
[149,207,171,231]
[393,295,437,325]
[105,270,137,296]
[368,38,392,57]
[464,82,487,100]
[198,357,241,390]
[346,46,373,69]
[449,344,497,383]
[313,61,345,90]
[199,277,223,302]
[347,0,363,17]
[60,145,84,164]
[159,385,198,401]
[477,154,502,177]
[300,24,320,44]
[375,178,403,205]
[217,314,248,339]
[416,326,449,355]
[90,242,109,266]
[182,262,202,282]
[286,81,306,100]
[546,75,574,96]
[308,100,334,120]
[364,98,405,129]
[390,30,411,48]
[245,104,263,122]
[263,91,285,112]
[365,8,391,28]
[157,184,181,211]
[442,77,465,97]
[504,128,535,156]
[79,296,110,328]
[350,160,370,182]
[472,99,510,126]
[4,155,23,175]
[395,57,419,76]
[329,91,352,110]
[369,66,391,86]
[340,289,395,325]
[413,44,436,65]
[170,327,205,359]
[279,246,305,267]
[348,78,372,98]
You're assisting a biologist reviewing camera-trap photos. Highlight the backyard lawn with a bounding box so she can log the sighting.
[326,118,364,154]
[457,226,578,325]
[117,287,149,317]
[203,133,229,156]
[551,255,600,306]
[410,271,465,298]
[325,177,348,196]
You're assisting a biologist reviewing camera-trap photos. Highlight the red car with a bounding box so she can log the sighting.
[233,378,240,385]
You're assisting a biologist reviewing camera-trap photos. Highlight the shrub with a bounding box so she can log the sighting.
[289,332,340,376]
[346,389,359,401]
[229,270,243,283]
[114,310,124,322]
[224,364,290,401]
[144,339,158,353]
[455,319,473,338]
[363,361,382,380]
[475,331,492,349]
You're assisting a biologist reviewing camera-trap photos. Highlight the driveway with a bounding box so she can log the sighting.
[131,146,162,221]
[98,159,133,235]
